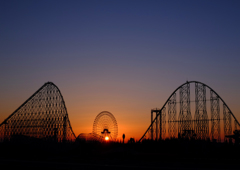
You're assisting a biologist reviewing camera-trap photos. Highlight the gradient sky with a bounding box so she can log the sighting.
[1,0,240,141]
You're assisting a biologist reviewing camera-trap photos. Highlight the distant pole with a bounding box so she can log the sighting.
[122,134,125,144]
[151,110,153,140]
[160,110,162,140]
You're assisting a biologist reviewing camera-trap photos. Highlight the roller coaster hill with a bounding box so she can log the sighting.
[0,82,76,143]
[139,81,240,143]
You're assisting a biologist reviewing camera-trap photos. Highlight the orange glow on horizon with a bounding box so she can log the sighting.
[105,136,109,141]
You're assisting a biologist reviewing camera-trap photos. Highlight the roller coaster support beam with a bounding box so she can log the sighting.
[151,109,162,140]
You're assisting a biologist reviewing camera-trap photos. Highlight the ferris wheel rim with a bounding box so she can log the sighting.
[92,111,118,140]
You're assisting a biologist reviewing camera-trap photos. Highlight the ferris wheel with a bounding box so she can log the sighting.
[92,111,118,141]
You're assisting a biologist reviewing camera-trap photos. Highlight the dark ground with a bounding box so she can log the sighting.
[1,139,240,169]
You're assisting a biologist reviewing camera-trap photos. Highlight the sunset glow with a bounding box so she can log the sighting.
[0,1,240,143]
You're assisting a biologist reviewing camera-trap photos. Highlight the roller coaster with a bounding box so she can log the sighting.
[0,81,239,143]
[0,82,76,142]
[139,81,240,142]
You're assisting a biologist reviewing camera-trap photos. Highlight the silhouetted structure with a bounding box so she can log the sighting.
[225,130,240,144]
[0,82,76,142]
[122,133,125,143]
[128,137,135,143]
[92,111,118,141]
[76,133,102,142]
[140,81,240,142]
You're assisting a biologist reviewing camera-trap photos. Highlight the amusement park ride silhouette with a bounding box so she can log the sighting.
[139,81,240,143]
[0,81,239,143]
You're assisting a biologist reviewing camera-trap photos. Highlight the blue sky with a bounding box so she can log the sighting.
[1,0,240,139]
